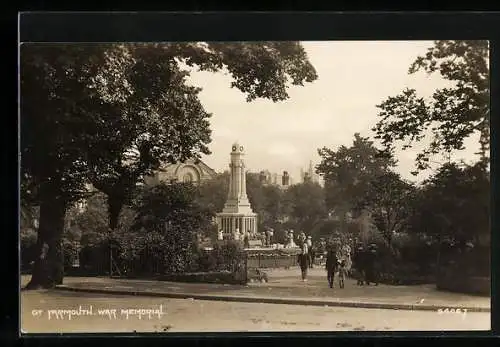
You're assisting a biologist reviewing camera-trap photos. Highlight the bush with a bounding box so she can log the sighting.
[377,262,435,285]
[193,241,247,281]
[62,239,78,270]
[207,240,245,271]
[439,245,490,277]
[79,239,110,275]
[195,248,218,272]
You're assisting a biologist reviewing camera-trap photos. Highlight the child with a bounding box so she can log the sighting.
[337,258,347,289]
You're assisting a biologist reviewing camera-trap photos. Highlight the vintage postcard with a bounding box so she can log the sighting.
[20,37,490,333]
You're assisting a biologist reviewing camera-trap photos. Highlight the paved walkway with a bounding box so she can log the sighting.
[26,268,490,312]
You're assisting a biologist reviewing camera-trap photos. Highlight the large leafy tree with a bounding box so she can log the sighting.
[373,40,489,172]
[21,45,113,288]
[245,172,289,235]
[282,181,327,234]
[130,182,213,273]
[260,185,286,230]
[21,42,317,288]
[316,133,396,230]
[71,193,111,247]
[359,171,417,247]
[196,172,230,216]
[408,162,490,245]
[246,172,265,214]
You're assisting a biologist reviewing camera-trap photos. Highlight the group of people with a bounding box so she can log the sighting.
[297,234,380,287]
[352,243,379,286]
[217,228,275,249]
[324,239,352,288]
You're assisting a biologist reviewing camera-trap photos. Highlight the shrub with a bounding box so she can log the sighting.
[62,239,78,270]
[208,240,246,271]
[79,239,110,275]
[195,240,247,277]
[376,262,435,285]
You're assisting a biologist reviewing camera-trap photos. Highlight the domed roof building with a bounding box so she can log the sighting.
[144,158,217,185]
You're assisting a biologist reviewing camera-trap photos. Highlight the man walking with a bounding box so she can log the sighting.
[353,244,366,285]
[298,240,309,282]
[325,242,338,288]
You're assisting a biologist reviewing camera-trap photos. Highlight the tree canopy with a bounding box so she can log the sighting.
[282,180,327,234]
[360,171,416,246]
[195,172,230,217]
[21,42,318,288]
[408,162,489,245]
[373,40,489,172]
[317,133,396,217]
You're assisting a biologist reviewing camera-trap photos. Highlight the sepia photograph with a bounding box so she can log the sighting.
[20,40,490,333]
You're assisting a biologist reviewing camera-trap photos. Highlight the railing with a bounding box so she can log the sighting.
[246,253,298,269]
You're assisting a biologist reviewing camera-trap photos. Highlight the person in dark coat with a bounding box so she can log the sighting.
[325,244,339,288]
[297,241,309,282]
[352,245,366,285]
[364,243,379,286]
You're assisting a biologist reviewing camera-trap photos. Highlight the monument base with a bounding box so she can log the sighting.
[216,212,258,240]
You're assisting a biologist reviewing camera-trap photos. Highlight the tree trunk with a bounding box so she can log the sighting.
[108,195,125,231]
[25,197,67,289]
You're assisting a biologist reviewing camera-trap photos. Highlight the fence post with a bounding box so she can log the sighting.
[244,252,248,283]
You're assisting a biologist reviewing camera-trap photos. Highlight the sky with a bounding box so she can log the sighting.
[186,41,482,184]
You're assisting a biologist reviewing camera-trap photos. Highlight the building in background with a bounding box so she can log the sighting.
[144,158,217,185]
[300,160,321,184]
[259,170,293,189]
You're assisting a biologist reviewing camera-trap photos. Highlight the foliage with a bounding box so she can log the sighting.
[209,240,246,272]
[373,40,490,172]
[408,162,490,244]
[310,219,363,245]
[317,133,396,215]
[282,180,327,234]
[70,193,110,247]
[20,228,38,270]
[196,172,229,216]
[261,185,286,227]
[359,171,417,246]
[245,172,288,233]
[128,182,213,273]
[132,182,213,233]
[21,42,317,287]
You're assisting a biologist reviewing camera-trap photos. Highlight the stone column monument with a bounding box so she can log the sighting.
[216,142,258,240]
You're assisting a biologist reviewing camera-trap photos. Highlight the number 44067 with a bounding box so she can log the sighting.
[437,308,467,316]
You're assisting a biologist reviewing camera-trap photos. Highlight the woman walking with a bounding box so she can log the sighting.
[340,242,352,277]
[307,236,314,268]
